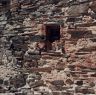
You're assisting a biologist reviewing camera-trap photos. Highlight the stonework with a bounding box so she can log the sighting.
[0,0,96,95]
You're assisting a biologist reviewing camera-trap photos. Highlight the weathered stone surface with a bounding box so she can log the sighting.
[0,0,96,95]
[9,74,26,88]
[66,3,89,16]
[90,1,96,13]
[51,80,64,88]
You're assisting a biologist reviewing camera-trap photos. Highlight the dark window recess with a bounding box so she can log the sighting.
[2,1,7,5]
[44,24,60,51]
[0,0,10,6]
[45,24,60,43]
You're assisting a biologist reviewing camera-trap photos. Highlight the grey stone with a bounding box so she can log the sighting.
[66,3,89,16]
[51,80,64,86]
[29,80,44,88]
[9,74,26,88]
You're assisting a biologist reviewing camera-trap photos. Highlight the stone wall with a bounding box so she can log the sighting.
[0,0,96,95]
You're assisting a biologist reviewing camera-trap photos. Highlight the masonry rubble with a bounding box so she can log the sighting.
[0,0,96,95]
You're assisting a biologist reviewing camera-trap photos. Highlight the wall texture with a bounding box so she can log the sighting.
[0,0,96,95]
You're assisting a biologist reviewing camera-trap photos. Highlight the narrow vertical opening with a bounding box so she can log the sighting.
[45,24,60,51]
[0,0,10,6]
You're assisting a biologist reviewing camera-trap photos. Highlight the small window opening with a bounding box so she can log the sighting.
[45,24,60,50]
[1,0,9,6]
